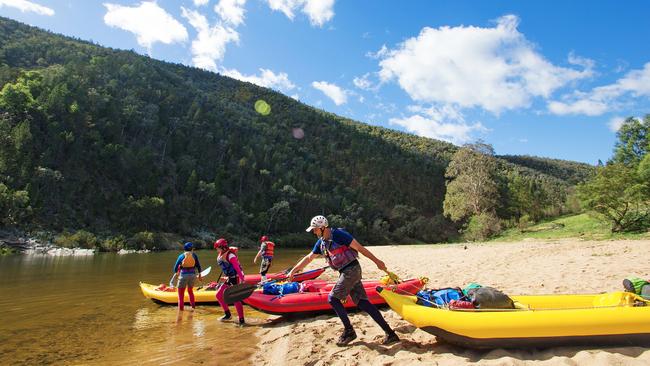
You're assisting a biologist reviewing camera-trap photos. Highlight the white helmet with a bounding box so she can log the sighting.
[306,215,328,232]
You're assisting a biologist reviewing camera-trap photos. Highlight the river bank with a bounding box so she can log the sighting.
[252,239,650,365]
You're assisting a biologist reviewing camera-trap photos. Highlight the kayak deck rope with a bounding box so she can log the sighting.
[386,285,650,312]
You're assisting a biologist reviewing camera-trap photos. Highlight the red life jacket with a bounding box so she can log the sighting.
[262,241,275,258]
[320,239,358,271]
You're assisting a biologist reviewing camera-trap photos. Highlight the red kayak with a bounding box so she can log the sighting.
[243,278,425,315]
[241,267,326,284]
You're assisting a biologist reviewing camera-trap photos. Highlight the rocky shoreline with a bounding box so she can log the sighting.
[0,236,149,256]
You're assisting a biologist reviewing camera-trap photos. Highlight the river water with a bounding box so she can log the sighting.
[0,249,309,365]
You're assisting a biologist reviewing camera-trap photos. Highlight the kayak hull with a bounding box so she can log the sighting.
[140,282,220,304]
[243,278,425,315]
[140,267,326,304]
[378,288,650,349]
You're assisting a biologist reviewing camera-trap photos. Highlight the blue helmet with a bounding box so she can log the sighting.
[183,242,193,251]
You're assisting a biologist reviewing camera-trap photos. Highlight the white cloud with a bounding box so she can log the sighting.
[353,73,376,91]
[266,0,300,19]
[302,0,334,27]
[193,0,209,6]
[614,62,650,97]
[223,68,296,92]
[547,97,609,116]
[103,1,187,50]
[214,0,246,26]
[366,44,388,59]
[548,62,650,116]
[608,116,626,132]
[377,15,591,114]
[0,0,54,15]
[312,81,347,105]
[264,0,335,27]
[407,104,465,123]
[389,114,486,145]
[568,52,595,72]
[390,103,486,144]
[181,7,239,71]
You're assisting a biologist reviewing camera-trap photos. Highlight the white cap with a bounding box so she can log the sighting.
[306,215,328,232]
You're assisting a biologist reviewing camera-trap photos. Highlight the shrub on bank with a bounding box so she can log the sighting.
[100,235,127,252]
[462,213,502,241]
[128,231,155,250]
[54,230,98,249]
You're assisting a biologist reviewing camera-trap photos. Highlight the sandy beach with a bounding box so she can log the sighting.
[251,239,650,365]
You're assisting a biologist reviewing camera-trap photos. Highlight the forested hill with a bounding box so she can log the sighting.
[498,155,594,185]
[0,17,592,247]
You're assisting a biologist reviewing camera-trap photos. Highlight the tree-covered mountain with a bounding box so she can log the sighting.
[0,17,593,248]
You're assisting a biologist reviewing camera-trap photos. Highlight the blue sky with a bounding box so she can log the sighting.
[2,1,650,164]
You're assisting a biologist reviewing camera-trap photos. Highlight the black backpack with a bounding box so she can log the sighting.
[466,286,515,309]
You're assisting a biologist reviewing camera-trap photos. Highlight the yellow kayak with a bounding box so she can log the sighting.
[140,282,221,304]
[378,287,650,348]
[140,267,327,304]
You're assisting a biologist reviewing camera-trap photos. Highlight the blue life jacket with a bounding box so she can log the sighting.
[218,252,241,278]
[262,282,300,296]
[416,288,465,307]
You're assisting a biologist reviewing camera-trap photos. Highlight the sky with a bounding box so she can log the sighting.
[2,1,650,164]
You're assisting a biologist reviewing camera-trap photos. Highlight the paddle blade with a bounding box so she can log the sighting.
[169,273,177,288]
[200,266,212,278]
[223,283,257,303]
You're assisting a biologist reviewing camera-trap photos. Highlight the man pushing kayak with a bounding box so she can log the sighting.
[287,215,400,346]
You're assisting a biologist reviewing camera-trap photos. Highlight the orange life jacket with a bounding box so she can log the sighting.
[181,251,196,268]
[262,241,275,257]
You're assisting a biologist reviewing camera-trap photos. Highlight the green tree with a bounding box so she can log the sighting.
[443,143,499,221]
[612,116,649,165]
[577,163,649,232]
[0,183,31,226]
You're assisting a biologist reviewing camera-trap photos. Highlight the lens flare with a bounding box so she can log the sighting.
[292,128,305,139]
[254,100,271,116]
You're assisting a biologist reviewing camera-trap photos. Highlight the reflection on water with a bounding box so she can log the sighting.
[0,249,308,365]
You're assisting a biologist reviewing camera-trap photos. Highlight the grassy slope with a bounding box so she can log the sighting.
[492,213,650,241]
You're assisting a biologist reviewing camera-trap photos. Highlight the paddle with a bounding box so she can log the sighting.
[200,266,212,278]
[223,266,327,304]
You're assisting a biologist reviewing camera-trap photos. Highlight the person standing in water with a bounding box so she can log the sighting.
[172,242,202,311]
[287,215,400,346]
[253,235,275,282]
[214,238,246,326]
